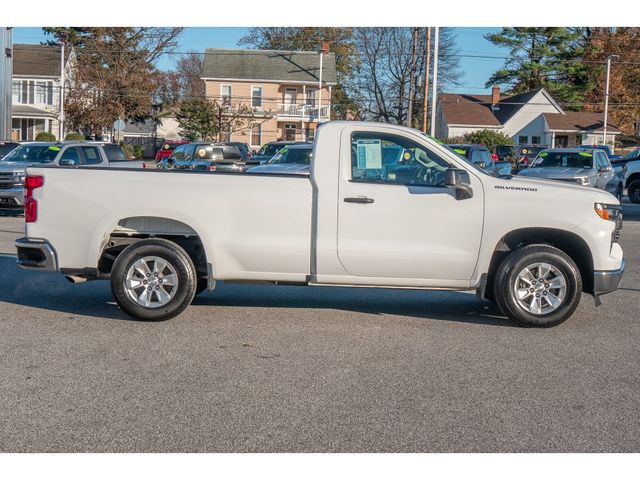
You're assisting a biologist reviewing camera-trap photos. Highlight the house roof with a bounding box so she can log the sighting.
[439,93,502,127]
[12,104,57,118]
[543,112,621,133]
[13,44,69,77]
[202,49,337,85]
[123,120,156,135]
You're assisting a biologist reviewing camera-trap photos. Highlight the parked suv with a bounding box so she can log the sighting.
[448,144,511,176]
[159,142,245,172]
[0,142,110,210]
[513,144,547,171]
[154,140,189,162]
[517,148,621,198]
[249,141,300,165]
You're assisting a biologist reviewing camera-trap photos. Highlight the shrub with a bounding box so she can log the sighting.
[64,132,85,141]
[35,131,56,141]
[132,145,144,159]
[463,130,514,150]
[120,143,135,160]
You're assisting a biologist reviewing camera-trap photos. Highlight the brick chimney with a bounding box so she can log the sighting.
[491,85,500,106]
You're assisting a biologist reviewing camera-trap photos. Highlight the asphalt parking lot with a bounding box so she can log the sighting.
[0,205,639,453]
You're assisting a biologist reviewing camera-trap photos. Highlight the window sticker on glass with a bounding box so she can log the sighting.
[356,139,382,169]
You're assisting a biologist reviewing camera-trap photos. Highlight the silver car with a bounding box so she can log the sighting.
[517,148,621,198]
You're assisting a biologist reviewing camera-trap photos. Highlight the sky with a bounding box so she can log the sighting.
[12,27,508,94]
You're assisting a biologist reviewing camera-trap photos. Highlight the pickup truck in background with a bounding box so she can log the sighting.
[0,142,136,210]
[15,122,624,328]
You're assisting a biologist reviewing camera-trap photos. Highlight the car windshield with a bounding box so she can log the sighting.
[531,151,594,168]
[0,143,18,158]
[623,149,640,159]
[268,147,312,165]
[258,143,286,157]
[3,144,59,163]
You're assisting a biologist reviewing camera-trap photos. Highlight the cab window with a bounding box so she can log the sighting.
[350,132,450,187]
[81,146,102,165]
[60,147,80,164]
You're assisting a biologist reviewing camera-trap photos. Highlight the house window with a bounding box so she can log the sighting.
[251,86,263,108]
[305,128,315,142]
[306,88,317,105]
[576,134,582,145]
[518,135,528,144]
[531,136,541,145]
[12,80,53,105]
[35,81,53,105]
[12,81,21,104]
[220,85,232,108]
[250,123,261,147]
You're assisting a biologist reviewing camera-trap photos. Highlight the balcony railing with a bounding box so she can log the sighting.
[277,103,330,120]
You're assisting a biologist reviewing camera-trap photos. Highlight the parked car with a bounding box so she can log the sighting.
[159,142,245,172]
[154,140,189,162]
[622,159,640,203]
[16,122,624,327]
[517,148,621,198]
[494,144,514,162]
[249,141,301,165]
[0,142,114,210]
[578,144,622,161]
[247,143,313,175]
[448,144,510,176]
[513,145,548,171]
[0,141,19,160]
[219,142,252,162]
[606,148,640,170]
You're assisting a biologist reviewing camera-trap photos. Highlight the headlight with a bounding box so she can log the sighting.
[577,176,590,185]
[594,202,622,221]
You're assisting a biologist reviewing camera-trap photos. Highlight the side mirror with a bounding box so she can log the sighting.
[599,166,612,173]
[445,168,473,200]
[59,159,75,166]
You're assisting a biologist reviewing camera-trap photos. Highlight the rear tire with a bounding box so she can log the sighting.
[494,244,582,328]
[110,238,197,321]
[628,179,640,204]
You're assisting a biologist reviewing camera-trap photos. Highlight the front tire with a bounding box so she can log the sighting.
[494,244,582,328]
[628,179,640,204]
[110,238,197,321]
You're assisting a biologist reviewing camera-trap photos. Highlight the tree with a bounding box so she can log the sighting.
[351,27,461,126]
[582,28,640,135]
[43,27,94,47]
[57,27,183,137]
[484,28,588,107]
[239,27,358,118]
[175,51,205,100]
[177,98,265,142]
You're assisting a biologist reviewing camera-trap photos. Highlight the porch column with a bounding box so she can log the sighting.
[551,131,555,148]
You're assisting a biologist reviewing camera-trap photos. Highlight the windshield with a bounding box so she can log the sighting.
[258,143,286,157]
[0,143,18,158]
[624,149,640,160]
[3,144,59,163]
[531,151,594,169]
[268,147,312,165]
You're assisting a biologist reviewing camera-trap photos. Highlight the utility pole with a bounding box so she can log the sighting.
[407,27,419,128]
[58,33,67,141]
[0,28,12,140]
[422,27,431,133]
[602,54,619,146]
[318,43,329,123]
[429,27,439,137]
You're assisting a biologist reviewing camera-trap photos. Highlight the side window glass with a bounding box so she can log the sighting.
[81,146,102,165]
[60,147,80,164]
[350,132,450,187]
[171,145,185,161]
[185,145,196,161]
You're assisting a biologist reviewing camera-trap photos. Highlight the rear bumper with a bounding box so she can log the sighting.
[0,187,24,208]
[15,237,58,271]
[593,260,625,296]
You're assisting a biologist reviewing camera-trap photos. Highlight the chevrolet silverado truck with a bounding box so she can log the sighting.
[15,122,624,327]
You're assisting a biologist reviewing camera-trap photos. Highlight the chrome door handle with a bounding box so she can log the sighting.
[344,196,374,204]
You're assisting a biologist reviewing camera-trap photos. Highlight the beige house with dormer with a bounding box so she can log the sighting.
[201,48,336,148]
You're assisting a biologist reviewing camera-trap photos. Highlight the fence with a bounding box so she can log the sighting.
[123,136,165,159]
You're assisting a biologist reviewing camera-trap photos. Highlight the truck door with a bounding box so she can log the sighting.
[595,151,614,190]
[337,129,484,282]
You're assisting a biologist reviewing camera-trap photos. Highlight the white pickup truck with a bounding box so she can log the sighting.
[15,122,624,327]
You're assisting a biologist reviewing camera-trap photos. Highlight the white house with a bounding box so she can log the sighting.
[436,86,621,148]
[11,44,74,141]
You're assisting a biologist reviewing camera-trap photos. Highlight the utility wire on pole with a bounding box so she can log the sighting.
[422,27,431,133]
[603,54,619,146]
[407,27,419,128]
[429,27,439,137]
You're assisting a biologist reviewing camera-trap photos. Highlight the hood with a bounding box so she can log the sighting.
[0,161,32,173]
[496,174,617,204]
[518,167,593,180]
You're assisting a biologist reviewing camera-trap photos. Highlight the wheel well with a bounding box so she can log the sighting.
[485,228,594,297]
[98,217,207,277]
[626,172,640,188]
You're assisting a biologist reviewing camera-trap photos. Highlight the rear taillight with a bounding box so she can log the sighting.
[208,165,217,172]
[491,153,498,161]
[24,175,44,223]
